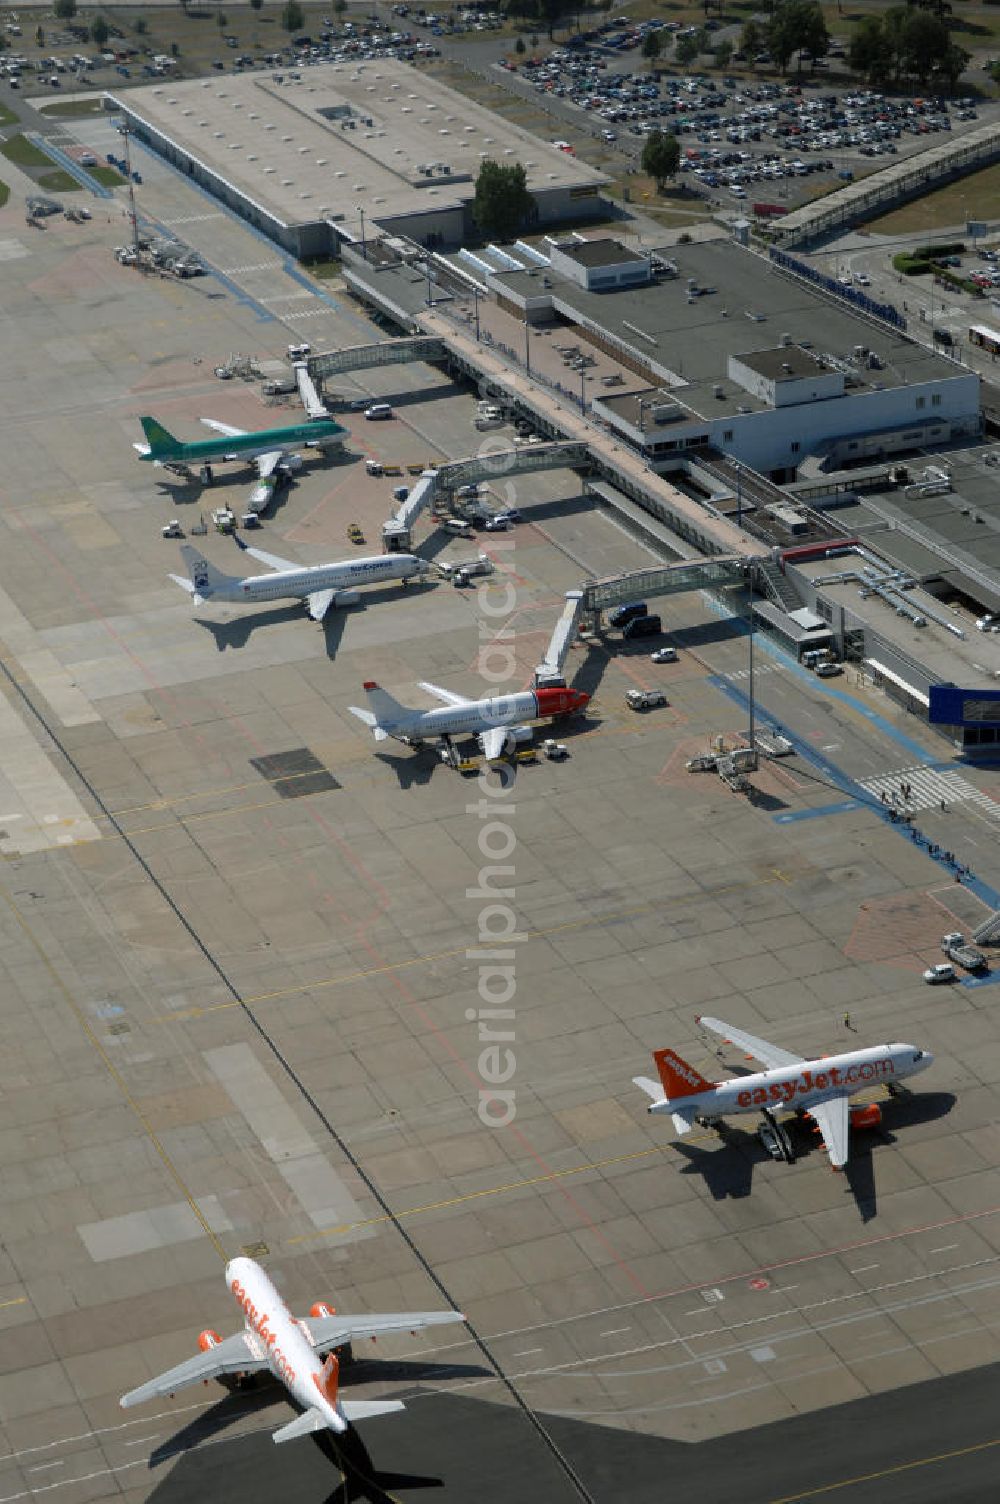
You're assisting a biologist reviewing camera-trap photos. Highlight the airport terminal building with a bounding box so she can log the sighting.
[104,61,608,258]
[485,237,981,479]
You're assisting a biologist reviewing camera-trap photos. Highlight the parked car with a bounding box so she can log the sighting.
[923,963,956,984]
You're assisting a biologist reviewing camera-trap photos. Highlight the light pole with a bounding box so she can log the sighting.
[356,204,366,261]
[579,369,589,413]
[472,285,481,342]
[734,461,743,529]
[425,253,433,307]
[523,319,531,375]
[747,564,756,764]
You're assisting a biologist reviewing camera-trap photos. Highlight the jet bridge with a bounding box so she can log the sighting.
[294,361,329,420]
[382,442,590,551]
[308,338,446,382]
[581,558,748,622]
[535,592,585,687]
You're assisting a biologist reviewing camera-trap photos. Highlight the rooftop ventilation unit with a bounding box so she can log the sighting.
[781,362,793,374]
[713,384,724,399]
[781,332,792,346]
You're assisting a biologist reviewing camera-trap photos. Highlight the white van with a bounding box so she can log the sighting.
[442,518,473,537]
[364,402,393,420]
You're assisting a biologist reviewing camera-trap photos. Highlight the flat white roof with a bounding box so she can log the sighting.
[113,60,607,229]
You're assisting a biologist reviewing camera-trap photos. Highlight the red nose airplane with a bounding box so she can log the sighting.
[349,681,589,759]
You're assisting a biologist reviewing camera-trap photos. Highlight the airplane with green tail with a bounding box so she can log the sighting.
[133,413,347,512]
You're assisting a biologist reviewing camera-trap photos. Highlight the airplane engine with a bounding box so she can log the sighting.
[198,1329,223,1352]
[310,1302,337,1319]
[849,1102,882,1130]
[283,454,304,472]
[507,724,533,745]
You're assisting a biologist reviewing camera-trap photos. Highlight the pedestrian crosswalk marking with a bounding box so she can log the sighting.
[162,213,226,226]
[724,664,784,682]
[858,765,998,817]
[218,261,282,274]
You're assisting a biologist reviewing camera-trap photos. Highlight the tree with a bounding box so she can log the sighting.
[766,1,803,71]
[900,9,950,82]
[939,40,970,89]
[642,30,661,69]
[91,15,109,45]
[540,0,573,40]
[515,34,526,52]
[35,24,45,46]
[217,10,228,28]
[642,128,680,190]
[764,0,824,72]
[799,5,829,66]
[333,0,347,13]
[850,16,894,85]
[713,38,732,68]
[134,15,148,32]
[53,0,77,19]
[676,32,699,64]
[740,19,762,57]
[250,0,263,9]
[281,0,304,32]
[472,159,536,239]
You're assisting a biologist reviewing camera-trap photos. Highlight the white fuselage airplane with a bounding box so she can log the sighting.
[349,680,590,760]
[634,1015,933,1170]
[120,1256,464,1443]
[171,540,432,622]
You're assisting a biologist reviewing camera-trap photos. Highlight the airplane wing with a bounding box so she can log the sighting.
[120,1331,265,1407]
[417,681,473,709]
[300,1309,465,1351]
[234,538,300,573]
[200,418,248,438]
[806,1093,850,1169]
[697,1015,804,1072]
[307,589,337,622]
[480,726,506,760]
[255,450,284,479]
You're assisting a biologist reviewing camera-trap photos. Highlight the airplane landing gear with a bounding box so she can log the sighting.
[200,463,214,486]
[758,1108,795,1163]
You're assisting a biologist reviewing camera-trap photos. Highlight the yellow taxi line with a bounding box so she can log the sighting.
[162,869,788,1023]
[289,1141,682,1245]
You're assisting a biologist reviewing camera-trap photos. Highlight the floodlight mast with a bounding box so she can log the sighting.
[121,118,140,261]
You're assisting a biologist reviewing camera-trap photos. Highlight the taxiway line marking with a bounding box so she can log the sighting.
[764,1434,1000,1503]
[167,870,790,1023]
[123,797,290,837]
[289,1142,677,1244]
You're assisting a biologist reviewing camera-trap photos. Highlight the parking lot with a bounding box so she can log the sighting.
[503,43,993,209]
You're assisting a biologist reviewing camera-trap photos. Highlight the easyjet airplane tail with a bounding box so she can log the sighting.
[633,1048,714,1134]
[652,1048,713,1100]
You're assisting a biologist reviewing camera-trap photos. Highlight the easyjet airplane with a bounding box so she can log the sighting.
[633,1015,933,1170]
[120,1257,464,1443]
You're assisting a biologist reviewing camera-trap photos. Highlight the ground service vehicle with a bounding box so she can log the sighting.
[941,932,987,972]
[626,689,667,711]
[609,601,648,629]
[623,614,662,640]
